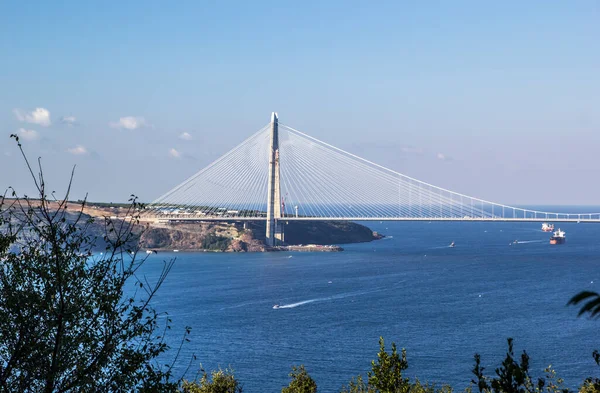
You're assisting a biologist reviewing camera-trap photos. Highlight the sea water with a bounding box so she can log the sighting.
[140,220,600,392]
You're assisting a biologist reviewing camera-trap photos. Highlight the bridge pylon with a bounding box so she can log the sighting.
[146,112,600,226]
[265,112,283,246]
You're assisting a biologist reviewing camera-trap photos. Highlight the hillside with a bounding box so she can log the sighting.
[1,199,383,252]
[140,220,382,252]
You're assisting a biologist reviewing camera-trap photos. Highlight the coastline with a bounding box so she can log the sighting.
[0,200,383,253]
[139,220,382,253]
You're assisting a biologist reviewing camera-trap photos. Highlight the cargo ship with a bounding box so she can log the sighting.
[541,223,554,232]
[549,229,566,245]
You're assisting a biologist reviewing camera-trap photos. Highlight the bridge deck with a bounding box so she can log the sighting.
[143,216,600,223]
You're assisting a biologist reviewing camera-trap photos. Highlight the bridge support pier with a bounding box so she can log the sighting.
[266,112,282,247]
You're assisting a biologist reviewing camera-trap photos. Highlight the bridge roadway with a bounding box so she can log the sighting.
[143,216,600,223]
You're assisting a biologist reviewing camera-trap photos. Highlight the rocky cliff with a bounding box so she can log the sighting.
[139,220,382,252]
[140,222,265,252]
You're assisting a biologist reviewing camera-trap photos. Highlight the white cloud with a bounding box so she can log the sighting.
[60,115,77,126]
[17,128,39,141]
[436,153,452,161]
[67,145,88,155]
[168,148,181,158]
[13,107,51,127]
[179,132,192,140]
[109,116,147,130]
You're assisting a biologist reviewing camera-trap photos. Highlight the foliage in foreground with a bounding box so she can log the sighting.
[181,368,243,393]
[282,365,318,393]
[335,337,581,393]
[0,136,191,392]
[471,338,569,393]
[569,291,600,319]
[339,336,447,393]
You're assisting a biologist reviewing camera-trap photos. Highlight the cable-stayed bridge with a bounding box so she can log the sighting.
[146,113,600,246]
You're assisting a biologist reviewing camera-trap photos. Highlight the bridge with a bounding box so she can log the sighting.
[146,113,600,246]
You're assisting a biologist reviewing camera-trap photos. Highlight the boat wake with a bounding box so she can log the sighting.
[513,240,544,244]
[274,284,403,309]
[278,299,320,309]
[221,300,265,310]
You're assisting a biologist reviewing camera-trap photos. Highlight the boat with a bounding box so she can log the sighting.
[541,223,554,232]
[173,249,179,253]
[550,229,566,245]
[272,304,280,309]
[449,241,455,248]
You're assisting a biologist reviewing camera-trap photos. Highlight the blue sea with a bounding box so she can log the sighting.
[140,220,600,392]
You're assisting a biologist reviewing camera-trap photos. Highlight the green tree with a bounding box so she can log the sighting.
[339,375,371,393]
[368,337,410,393]
[580,379,600,393]
[471,338,569,393]
[409,379,453,393]
[0,136,190,392]
[282,365,317,393]
[181,368,242,393]
[341,337,424,393]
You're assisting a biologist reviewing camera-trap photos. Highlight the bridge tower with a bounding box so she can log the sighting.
[266,112,283,246]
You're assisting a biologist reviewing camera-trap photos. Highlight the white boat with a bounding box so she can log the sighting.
[272,304,280,309]
[146,250,153,254]
[550,229,566,245]
[173,249,179,253]
[541,223,554,232]
[449,241,455,248]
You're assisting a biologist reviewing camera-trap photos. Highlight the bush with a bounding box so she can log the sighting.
[201,233,231,251]
[181,368,242,393]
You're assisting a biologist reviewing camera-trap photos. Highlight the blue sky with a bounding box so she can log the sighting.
[1,1,598,204]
